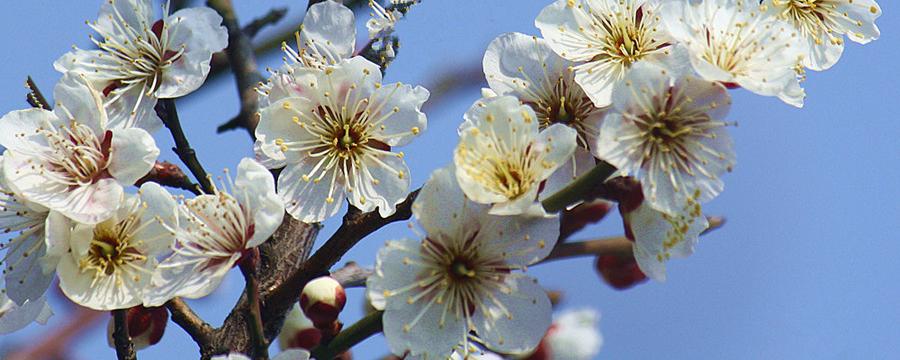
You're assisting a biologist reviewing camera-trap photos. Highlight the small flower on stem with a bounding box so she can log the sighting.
[145,158,284,306]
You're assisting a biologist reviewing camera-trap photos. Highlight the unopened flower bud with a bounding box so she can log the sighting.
[279,304,323,350]
[106,306,169,350]
[300,276,346,328]
[595,254,647,290]
[559,200,614,241]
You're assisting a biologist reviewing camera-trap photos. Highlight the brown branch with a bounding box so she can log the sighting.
[243,7,288,39]
[135,161,202,195]
[331,262,373,288]
[156,99,215,194]
[207,0,265,138]
[239,249,269,360]
[166,298,215,348]
[112,310,137,360]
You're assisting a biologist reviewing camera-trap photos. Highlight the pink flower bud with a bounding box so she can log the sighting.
[106,306,169,351]
[279,304,323,350]
[300,276,346,328]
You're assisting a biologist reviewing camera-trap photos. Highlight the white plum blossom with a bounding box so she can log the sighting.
[0,166,54,306]
[0,73,160,225]
[594,63,735,216]
[52,183,175,311]
[280,0,356,70]
[535,0,679,107]
[256,57,428,223]
[211,350,310,360]
[257,0,360,168]
[55,0,227,130]
[455,95,577,215]
[144,159,283,306]
[0,277,52,335]
[367,166,557,359]
[367,0,403,39]
[660,0,807,107]
[541,309,603,360]
[483,32,605,197]
[764,0,881,71]
[624,197,708,282]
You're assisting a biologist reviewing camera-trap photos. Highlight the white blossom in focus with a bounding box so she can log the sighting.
[543,309,603,360]
[256,57,428,223]
[455,96,576,215]
[483,32,605,197]
[660,0,807,107]
[535,0,679,107]
[594,63,735,215]
[764,0,881,71]
[52,183,175,310]
[624,198,708,281]
[367,166,557,359]
[0,163,55,306]
[367,0,403,39]
[54,0,227,130]
[0,277,52,335]
[0,73,159,225]
[145,158,283,306]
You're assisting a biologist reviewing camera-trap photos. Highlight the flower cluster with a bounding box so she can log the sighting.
[0,0,882,359]
[362,0,879,357]
[0,0,228,333]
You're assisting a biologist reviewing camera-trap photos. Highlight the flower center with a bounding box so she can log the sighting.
[81,214,147,278]
[530,77,597,150]
[774,0,841,44]
[36,122,112,187]
[89,5,185,97]
[591,6,657,66]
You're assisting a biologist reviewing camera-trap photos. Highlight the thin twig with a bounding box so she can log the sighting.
[156,99,215,194]
[25,76,50,110]
[135,161,202,195]
[310,311,384,360]
[166,298,215,348]
[240,249,269,359]
[112,310,137,360]
[5,307,104,360]
[543,216,727,262]
[243,7,288,39]
[207,0,265,138]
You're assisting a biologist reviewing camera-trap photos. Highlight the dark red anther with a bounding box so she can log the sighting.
[151,20,165,40]
[162,50,180,62]
[102,81,121,97]
[286,327,323,350]
[595,254,647,290]
[722,82,741,89]
[366,139,391,152]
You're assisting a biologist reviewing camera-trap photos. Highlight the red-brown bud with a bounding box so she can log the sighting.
[279,304,323,350]
[595,254,647,290]
[106,306,169,350]
[559,200,614,241]
[300,276,347,328]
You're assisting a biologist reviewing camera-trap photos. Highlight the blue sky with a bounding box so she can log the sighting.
[1,1,898,359]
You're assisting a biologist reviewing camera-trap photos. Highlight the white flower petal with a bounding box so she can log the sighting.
[474,274,552,355]
[234,158,283,248]
[108,128,159,185]
[157,7,228,98]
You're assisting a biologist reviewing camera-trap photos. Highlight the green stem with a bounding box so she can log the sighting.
[541,161,617,213]
[311,311,384,360]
